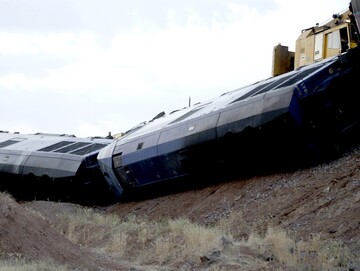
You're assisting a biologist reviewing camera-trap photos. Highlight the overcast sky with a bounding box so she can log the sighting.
[0,0,349,137]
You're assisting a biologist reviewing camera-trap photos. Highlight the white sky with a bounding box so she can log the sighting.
[0,0,350,137]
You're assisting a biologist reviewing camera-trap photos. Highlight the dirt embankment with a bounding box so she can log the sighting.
[0,148,359,270]
[108,148,360,251]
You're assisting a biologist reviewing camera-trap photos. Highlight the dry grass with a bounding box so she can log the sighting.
[54,210,223,266]
[0,193,357,270]
[0,192,16,217]
[246,227,351,270]
[0,259,68,271]
[50,207,355,270]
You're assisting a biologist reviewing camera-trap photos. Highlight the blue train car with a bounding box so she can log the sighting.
[98,46,360,198]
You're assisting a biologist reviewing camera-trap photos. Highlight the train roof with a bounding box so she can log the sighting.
[0,132,113,156]
[118,54,338,142]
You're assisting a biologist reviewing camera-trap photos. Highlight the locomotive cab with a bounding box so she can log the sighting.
[273,5,360,76]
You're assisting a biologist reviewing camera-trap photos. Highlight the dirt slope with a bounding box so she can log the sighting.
[0,148,359,270]
[0,194,127,270]
[108,149,360,252]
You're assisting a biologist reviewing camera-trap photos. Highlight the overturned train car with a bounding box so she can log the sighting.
[0,133,116,204]
[1,47,360,204]
[98,46,360,198]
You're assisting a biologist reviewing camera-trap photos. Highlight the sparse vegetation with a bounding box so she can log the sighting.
[54,209,223,266]
[37,207,355,270]
[217,211,354,270]
[245,227,351,270]
[0,259,68,271]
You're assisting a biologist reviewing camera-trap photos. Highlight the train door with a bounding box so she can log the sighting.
[314,33,324,62]
[324,26,349,58]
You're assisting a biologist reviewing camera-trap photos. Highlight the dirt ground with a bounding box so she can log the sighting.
[0,148,359,270]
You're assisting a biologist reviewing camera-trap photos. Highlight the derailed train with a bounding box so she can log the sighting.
[97,46,360,200]
[2,36,360,205]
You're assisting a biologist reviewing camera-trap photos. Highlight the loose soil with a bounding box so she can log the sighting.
[0,148,359,270]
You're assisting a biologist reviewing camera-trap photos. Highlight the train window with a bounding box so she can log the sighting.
[113,153,122,168]
[231,80,277,103]
[230,63,325,104]
[55,142,92,153]
[167,102,212,125]
[0,137,27,148]
[340,27,349,53]
[38,141,74,152]
[327,30,341,50]
[169,107,203,124]
[70,143,108,155]
[274,65,323,88]
[137,142,144,150]
[231,72,297,103]
[0,140,21,148]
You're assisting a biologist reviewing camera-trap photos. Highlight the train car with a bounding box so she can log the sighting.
[0,132,116,204]
[98,46,360,198]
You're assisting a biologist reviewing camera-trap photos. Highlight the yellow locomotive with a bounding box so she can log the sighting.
[273,4,359,76]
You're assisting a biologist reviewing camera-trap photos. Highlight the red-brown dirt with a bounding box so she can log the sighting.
[0,148,359,270]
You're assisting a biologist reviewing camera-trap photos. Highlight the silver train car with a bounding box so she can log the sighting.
[98,46,360,198]
[1,47,360,204]
[0,132,115,204]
